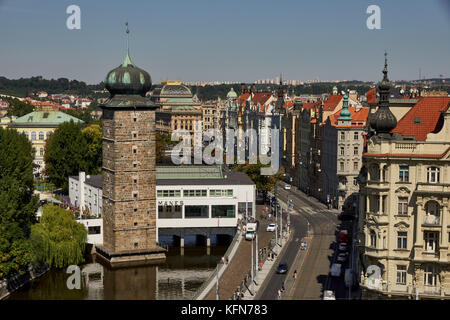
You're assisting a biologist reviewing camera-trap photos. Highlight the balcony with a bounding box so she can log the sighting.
[420,286,441,296]
[366,211,389,225]
[416,183,450,194]
[423,215,440,226]
[366,180,390,190]
[364,246,388,258]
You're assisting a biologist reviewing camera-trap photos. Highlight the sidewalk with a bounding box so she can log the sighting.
[241,232,290,300]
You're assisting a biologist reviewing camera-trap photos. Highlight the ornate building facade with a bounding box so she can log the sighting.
[358,55,450,299]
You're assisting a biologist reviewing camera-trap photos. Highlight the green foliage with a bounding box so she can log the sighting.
[233,162,284,192]
[0,127,38,236]
[44,121,102,193]
[0,76,106,98]
[0,128,39,279]
[44,120,88,193]
[30,205,87,268]
[0,234,33,279]
[5,98,35,117]
[82,124,102,175]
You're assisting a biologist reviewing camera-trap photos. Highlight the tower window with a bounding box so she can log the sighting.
[134,242,138,247]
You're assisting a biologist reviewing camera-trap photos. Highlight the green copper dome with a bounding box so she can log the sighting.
[104,26,152,96]
[338,94,352,120]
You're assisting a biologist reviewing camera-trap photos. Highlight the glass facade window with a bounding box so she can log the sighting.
[184,205,208,218]
[354,147,358,155]
[340,162,344,171]
[354,132,359,140]
[183,190,207,197]
[340,132,345,140]
[398,197,408,215]
[158,204,182,219]
[39,148,44,156]
[399,166,409,182]
[397,232,407,249]
[396,265,407,284]
[340,147,345,156]
[209,189,233,197]
[88,226,101,235]
[157,190,181,197]
[39,131,44,140]
[31,131,36,140]
[211,205,235,218]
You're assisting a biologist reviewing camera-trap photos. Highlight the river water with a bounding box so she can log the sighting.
[6,245,227,300]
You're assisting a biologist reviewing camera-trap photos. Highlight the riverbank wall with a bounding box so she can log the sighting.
[0,263,49,300]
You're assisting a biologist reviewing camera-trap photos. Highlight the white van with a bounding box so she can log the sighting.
[245,223,257,240]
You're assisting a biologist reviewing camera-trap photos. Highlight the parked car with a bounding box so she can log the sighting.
[276,263,288,274]
[284,184,291,190]
[323,290,336,300]
[337,230,348,243]
[338,243,348,252]
[266,223,276,232]
[336,252,348,263]
[330,263,342,277]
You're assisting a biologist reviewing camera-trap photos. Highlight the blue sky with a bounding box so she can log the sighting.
[0,0,449,84]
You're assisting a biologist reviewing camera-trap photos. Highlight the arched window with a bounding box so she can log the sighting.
[427,167,440,183]
[39,131,44,140]
[31,132,36,140]
[424,201,440,225]
[369,164,380,181]
[370,230,377,248]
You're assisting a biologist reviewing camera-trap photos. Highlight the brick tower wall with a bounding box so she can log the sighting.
[102,108,157,254]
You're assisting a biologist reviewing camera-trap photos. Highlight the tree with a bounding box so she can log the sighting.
[233,162,284,193]
[44,120,88,193]
[6,99,34,117]
[30,205,87,268]
[155,132,178,164]
[0,127,38,279]
[82,124,102,174]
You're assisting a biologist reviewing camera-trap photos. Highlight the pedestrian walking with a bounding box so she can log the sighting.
[225,256,229,264]
[294,269,297,279]
[281,281,285,292]
[277,289,281,300]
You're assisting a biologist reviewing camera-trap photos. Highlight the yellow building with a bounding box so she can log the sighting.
[7,106,84,176]
[358,57,450,299]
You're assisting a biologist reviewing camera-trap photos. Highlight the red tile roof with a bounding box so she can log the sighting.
[323,94,343,111]
[302,102,319,110]
[366,88,377,104]
[252,92,273,105]
[391,97,450,140]
[327,106,369,126]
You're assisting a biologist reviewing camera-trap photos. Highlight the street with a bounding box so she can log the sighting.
[257,183,357,300]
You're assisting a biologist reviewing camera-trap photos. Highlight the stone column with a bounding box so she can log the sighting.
[441,202,448,246]
[180,237,184,248]
[379,194,382,215]
[415,200,424,247]
[366,194,370,214]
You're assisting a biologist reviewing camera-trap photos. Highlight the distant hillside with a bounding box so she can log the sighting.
[0,76,105,98]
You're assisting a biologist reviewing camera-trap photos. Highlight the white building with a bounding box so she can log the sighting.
[69,166,256,246]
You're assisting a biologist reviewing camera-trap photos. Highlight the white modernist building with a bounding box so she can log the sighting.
[69,166,256,246]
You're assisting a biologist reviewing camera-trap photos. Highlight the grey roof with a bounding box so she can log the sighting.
[70,167,254,189]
